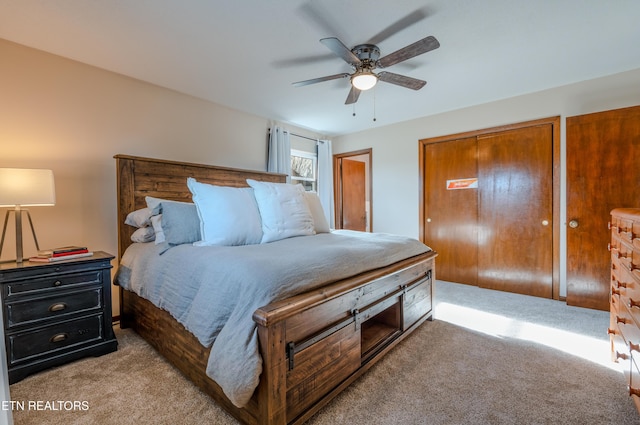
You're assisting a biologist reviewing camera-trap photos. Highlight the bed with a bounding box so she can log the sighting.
[114,154,437,425]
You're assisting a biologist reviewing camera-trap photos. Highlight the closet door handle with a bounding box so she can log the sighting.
[569,220,579,229]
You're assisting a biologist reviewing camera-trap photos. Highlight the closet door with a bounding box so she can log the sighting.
[420,117,558,299]
[422,137,478,285]
[477,125,553,297]
[566,105,640,310]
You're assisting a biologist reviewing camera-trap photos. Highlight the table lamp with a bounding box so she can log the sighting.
[0,168,56,263]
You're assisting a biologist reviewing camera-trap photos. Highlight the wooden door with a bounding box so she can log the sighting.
[566,105,640,310]
[420,117,559,299]
[341,159,367,231]
[422,137,478,285]
[477,125,553,297]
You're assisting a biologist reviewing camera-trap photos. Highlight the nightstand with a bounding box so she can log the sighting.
[0,251,117,383]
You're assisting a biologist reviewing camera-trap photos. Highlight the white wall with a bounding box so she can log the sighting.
[0,39,321,315]
[333,67,640,296]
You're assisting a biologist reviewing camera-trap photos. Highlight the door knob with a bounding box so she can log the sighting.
[569,220,579,228]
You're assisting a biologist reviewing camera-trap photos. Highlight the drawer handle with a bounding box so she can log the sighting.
[617,316,628,325]
[612,288,621,296]
[630,386,640,397]
[616,351,630,361]
[616,251,629,259]
[607,328,617,335]
[53,280,62,287]
[48,303,67,312]
[49,333,69,343]
[630,299,640,309]
[617,281,628,289]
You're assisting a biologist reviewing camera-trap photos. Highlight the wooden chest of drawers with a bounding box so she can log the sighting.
[0,251,117,383]
[609,208,640,412]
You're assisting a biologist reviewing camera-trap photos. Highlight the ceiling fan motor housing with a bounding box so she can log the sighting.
[352,44,380,69]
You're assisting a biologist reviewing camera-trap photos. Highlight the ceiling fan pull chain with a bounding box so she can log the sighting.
[373,87,377,122]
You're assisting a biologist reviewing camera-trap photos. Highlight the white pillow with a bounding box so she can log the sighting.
[125,207,152,228]
[131,226,155,243]
[246,179,315,243]
[304,192,330,233]
[187,178,263,246]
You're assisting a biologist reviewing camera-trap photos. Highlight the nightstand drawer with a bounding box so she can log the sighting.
[7,314,104,365]
[4,270,102,298]
[5,287,103,328]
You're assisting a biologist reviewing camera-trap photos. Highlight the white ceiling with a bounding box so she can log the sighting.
[1,0,639,136]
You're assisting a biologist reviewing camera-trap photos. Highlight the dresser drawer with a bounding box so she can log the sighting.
[612,332,631,370]
[611,216,639,243]
[3,270,102,298]
[7,314,104,365]
[616,304,640,348]
[5,287,103,329]
[631,357,640,412]
[614,266,640,308]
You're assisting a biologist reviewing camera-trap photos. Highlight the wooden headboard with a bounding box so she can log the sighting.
[114,154,286,260]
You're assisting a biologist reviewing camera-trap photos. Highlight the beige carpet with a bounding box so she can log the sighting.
[9,281,639,424]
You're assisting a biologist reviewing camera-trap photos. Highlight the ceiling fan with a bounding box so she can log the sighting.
[292,35,440,104]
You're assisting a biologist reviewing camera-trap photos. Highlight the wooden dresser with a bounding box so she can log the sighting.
[609,208,640,412]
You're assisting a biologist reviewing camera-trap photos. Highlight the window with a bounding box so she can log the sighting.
[290,149,317,192]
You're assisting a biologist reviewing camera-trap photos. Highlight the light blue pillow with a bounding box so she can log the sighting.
[147,197,201,246]
[187,178,263,246]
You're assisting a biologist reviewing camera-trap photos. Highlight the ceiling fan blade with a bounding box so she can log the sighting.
[345,86,361,105]
[292,73,350,87]
[296,3,346,44]
[378,71,426,90]
[367,8,429,45]
[272,53,336,69]
[320,37,362,67]
[377,36,440,68]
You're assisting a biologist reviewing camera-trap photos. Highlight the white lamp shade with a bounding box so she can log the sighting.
[351,72,378,91]
[0,168,56,207]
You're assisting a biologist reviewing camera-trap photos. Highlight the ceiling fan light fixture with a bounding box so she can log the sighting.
[351,71,377,91]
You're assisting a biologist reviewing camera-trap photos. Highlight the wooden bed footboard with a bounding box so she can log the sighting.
[115,154,437,425]
[120,251,436,425]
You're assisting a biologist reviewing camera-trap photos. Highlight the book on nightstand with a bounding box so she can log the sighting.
[29,246,93,262]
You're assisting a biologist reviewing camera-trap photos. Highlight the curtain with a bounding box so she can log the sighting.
[268,126,291,182]
[317,139,335,228]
